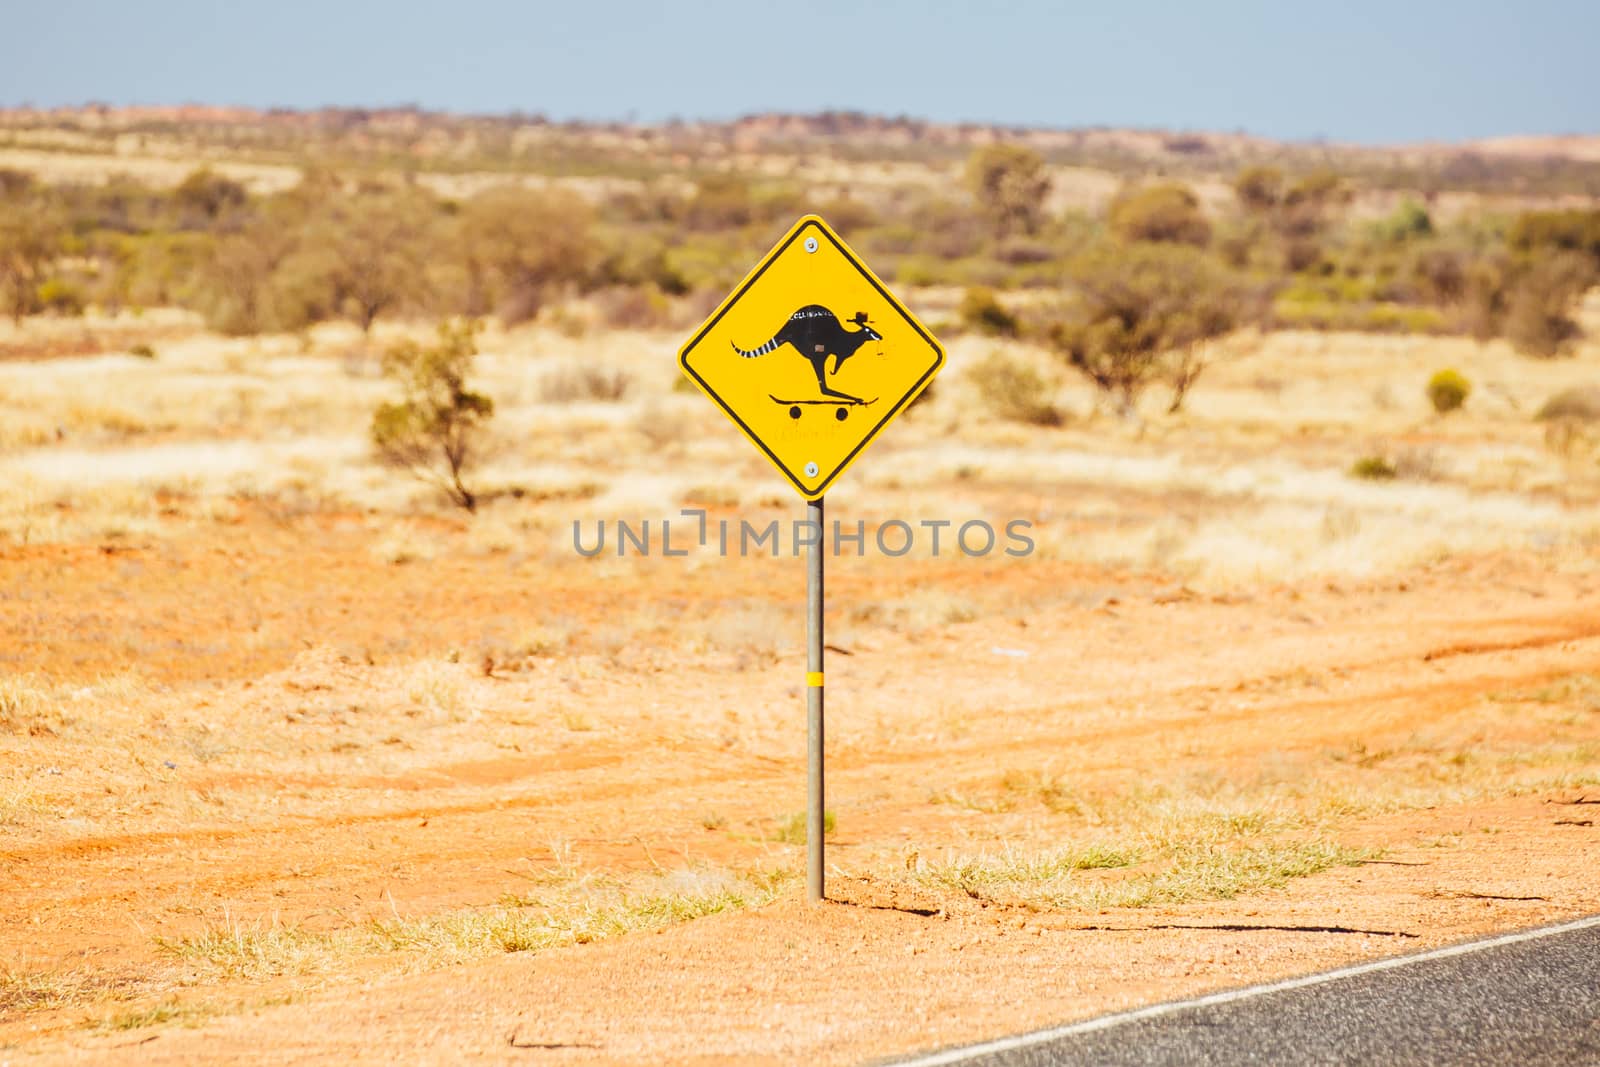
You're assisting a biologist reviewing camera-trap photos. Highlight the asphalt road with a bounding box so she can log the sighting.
[893,915,1600,1067]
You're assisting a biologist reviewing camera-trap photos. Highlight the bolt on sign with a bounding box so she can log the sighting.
[678,215,945,499]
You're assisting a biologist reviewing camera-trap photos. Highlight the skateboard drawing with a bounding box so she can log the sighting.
[732,305,883,416]
[768,394,880,420]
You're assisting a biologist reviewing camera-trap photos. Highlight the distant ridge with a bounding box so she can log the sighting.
[2,104,1596,163]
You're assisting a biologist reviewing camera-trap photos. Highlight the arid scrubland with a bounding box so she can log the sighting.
[2,110,1600,1061]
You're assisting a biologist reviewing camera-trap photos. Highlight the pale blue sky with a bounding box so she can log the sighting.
[2,0,1595,143]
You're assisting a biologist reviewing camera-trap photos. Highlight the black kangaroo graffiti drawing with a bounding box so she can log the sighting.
[732,305,882,406]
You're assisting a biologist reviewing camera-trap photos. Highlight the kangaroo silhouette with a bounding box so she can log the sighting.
[731,305,881,403]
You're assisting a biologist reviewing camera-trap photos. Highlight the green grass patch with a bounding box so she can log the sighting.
[771,811,836,844]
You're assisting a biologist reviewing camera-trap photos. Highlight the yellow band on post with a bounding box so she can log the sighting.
[806,672,824,687]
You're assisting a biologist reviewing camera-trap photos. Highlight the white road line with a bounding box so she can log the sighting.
[892,913,1600,1066]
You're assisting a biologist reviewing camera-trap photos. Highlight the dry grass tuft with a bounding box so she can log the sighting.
[0,674,64,735]
[154,913,330,981]
[970,350,1064,427]
[998,768,1085,814]
[98,1000,218,1032]
[0,962,97,1015]
[923,837,1368,909]
[154,868,793,981]
[540,363,633,403]
[402,661,472,721]
[771,811,836,844]
[915,724,1600,912]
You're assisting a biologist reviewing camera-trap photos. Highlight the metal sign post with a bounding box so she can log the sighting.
[806,495,825,902]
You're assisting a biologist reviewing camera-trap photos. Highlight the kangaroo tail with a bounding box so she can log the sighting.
[731,337,781,359]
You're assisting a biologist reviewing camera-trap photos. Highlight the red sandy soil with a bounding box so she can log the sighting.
[3,511,1598,1063]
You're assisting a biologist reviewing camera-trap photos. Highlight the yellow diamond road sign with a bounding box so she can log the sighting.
[679,215,945,499]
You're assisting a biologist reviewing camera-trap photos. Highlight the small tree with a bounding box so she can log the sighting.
[1278,169,1350,239]
[458,187,599,323]
[1048,243,1243,416]
[1232,166,1284,213]
[371,320,495,512]
[965,143,1052,239]
[1504,251,1593,358]
[1508,209,1600,273]
[959,286,1019,336]
[198,220,298,335]
[971,351,1062,426]
[315,187,433,335]
[1108,183,1211,247]
[173,168,248,229]
[1373,199,1434,244]
[0,200,63,324]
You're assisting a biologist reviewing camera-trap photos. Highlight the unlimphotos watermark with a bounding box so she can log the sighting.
[572,509,1034,558]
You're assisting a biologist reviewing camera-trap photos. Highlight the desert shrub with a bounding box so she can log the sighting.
[594,284,671,329]
[371,320,494,512]
[1232,165,1347,264]
[196,219,305,335]
[656,238,748,295]
[1284,170,1348,210]
[992,237,1058,266]
[858,223,922,257]
[265,246,343,332]
[310,186,434,333]
[1356,304,1446,334]
[173,168,248,227]
[1535,386,1600,423]
[1409,247,1469,304]
[1544,417,1600,460]
[540,364,632,403]
[1503,252,1593,358]
[1349,456,1397,481]
[1372,200,1434,244]
[111,231,210,311]
[680,175,804,232]
[965,144,1051,239]
[1047,242,1246,415]
[1426,369,1470,414]
[1508,209,1600,272]
[1109,183,1211,247]
[1275,170,1350,240]
[0,200,63,323]
[906,197,990,260]
[1281,237,1324,273]
[596,237,692,296]
[1462,255,1512,341]
[635,403,690,448]
[458,187,600,323]
[814,195,877,233]
[35,277,84,316]
[0,168,33,198]
[1215,220,1264,269]
[970,351,1062,427]
[1233,166,1284,212]
[959,287,1019,337]
[905,378,937,412]
[1450,247,1590,355]
[681,174,754,231]
[1272,251,1453,332]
